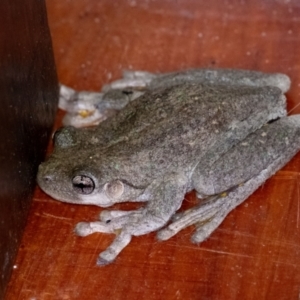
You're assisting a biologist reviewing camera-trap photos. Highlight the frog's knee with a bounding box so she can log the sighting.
[268,73,291,93]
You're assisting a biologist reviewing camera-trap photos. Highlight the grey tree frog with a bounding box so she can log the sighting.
[38,68,300,265]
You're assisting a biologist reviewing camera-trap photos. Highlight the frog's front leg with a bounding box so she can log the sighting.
[98,209,141,222]
[158,115,300,242]
[76,172,188,265]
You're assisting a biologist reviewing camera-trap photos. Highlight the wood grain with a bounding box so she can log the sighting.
[0,0,58,297]
[6,0,300,299]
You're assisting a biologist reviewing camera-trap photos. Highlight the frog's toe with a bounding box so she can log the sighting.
[75,222,93,237]
[96,231,132,265]
[97,252,115,266]
[99,210,113,222]
[191,212,226,243]
[156,227,175,241]
[75,221,115,236]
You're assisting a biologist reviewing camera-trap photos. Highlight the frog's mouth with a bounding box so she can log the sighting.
[77,192,116,207]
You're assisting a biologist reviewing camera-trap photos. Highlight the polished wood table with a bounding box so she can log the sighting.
[6,1,300,299]
[0,0,58,298]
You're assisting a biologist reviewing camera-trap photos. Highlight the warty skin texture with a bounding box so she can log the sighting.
[38,68,299,265]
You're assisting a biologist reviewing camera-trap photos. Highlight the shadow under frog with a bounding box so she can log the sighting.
[38,68,300,265]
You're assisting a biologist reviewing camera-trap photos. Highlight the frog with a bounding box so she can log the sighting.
[37,68,300,265]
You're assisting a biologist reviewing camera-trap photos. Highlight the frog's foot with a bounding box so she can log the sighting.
[59,71,157,127]
[62,104,107,128]
[157,194,226,241]
[75,210,143,237]
[101,70,156,92]
[59,84,107,127]
[75,218,132,265]
[59,85,103,114]
[75,209,164,265]
[95,210,176,265]
[158,204,229,243]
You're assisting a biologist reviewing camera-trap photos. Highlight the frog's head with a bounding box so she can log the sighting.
[37,127,144,207]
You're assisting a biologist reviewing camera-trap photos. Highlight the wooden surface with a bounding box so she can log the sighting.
[0,0,58,298]
[6,0,300,299]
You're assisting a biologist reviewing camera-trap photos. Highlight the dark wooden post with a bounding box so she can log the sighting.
[0,0,58,297]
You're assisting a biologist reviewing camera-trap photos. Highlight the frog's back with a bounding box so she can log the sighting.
[102,82,285,173]
[97,83,284,144]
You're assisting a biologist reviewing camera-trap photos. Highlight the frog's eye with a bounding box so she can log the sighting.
[72,175,95,194]
[104,180,124,199]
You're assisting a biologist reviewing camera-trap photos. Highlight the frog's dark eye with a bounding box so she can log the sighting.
[72,175,95,194]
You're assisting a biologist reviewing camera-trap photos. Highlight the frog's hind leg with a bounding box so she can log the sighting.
[158,115,300,242]
[101,70,157,92]
[102,69,291,94]
[157,194,228,241]
[147,69,290,93]
[157,156,293,242]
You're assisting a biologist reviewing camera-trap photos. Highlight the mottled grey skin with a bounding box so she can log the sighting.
[59,68,290,127]
[38,69,300,265]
